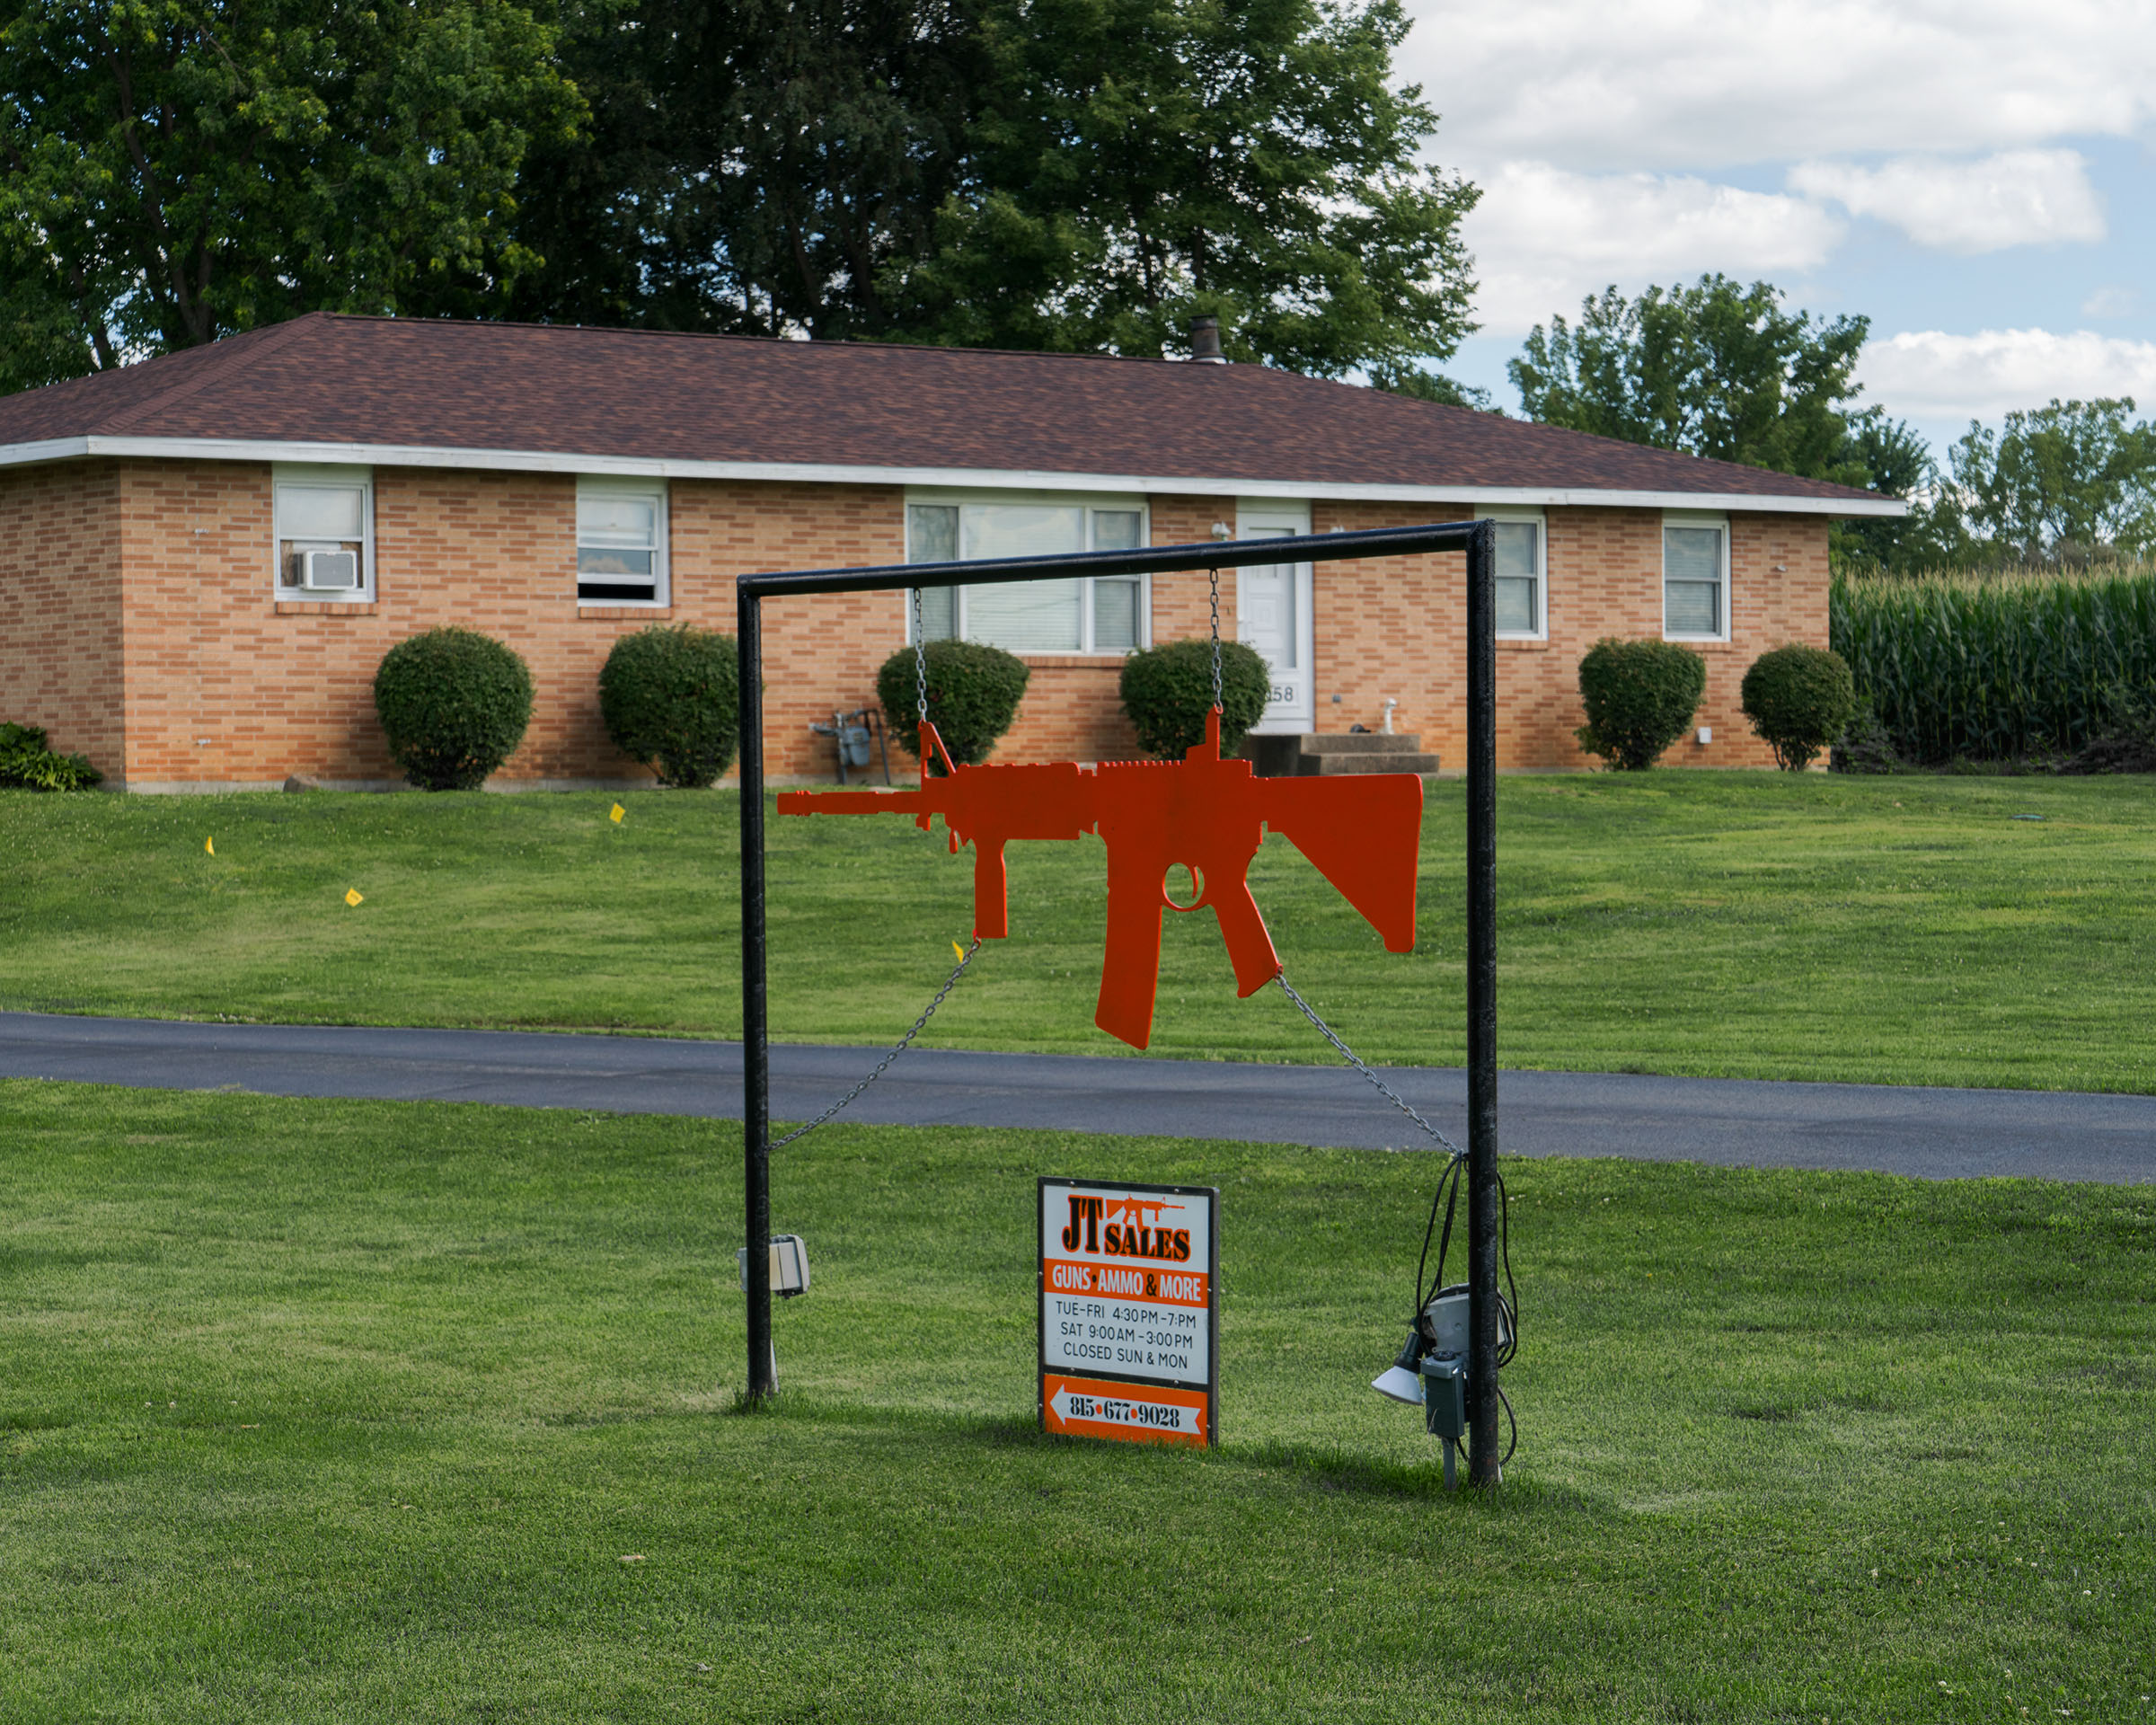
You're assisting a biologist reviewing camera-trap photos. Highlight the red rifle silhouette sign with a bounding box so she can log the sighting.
[777,707,1423,1048]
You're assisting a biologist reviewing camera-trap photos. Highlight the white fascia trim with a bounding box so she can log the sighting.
[2,432,1911,518]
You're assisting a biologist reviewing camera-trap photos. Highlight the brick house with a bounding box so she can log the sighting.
[0,314,1896,790]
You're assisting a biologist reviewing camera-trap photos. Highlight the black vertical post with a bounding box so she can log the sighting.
[738,585,776,1401]
[1464,519,1501,1485]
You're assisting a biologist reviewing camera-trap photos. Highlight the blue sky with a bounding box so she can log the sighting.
[1399,0,2156,459]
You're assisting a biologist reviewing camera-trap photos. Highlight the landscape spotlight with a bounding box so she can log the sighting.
[738,1234,810,1389]
[1372,1331,1425,1405]
[1373,1285,1515,1487]
[738,1234,811,1299]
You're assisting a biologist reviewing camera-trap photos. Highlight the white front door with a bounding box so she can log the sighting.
[1236,506,1314,733]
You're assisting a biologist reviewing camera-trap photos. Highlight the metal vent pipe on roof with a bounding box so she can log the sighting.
[1189,315,1227,364]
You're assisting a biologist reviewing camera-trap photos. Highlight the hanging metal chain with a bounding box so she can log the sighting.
[912,586,929,721]
[773,584,970,1154]
[1275,971,1463,1158]
[1216,550,1446,1153]
[1208,566,1223,711]
[771,936,983,1149]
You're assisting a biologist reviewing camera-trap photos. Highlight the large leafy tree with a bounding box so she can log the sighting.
[504,0,981,339]
[1832,407,1976,574]
[1369,365,1497,411]
[905,0,1477,374]
[509,0,1475,375]
[0,0,579,392]
[1503,274,1979,571]
[1507,276,1869,482]
[1947,397,2156,558]
[6,0,1473,387]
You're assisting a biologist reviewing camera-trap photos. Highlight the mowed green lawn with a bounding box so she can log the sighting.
[1,1082,2150,1721]
[3,772,2154,1090]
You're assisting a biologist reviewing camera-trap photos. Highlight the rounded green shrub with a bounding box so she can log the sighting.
[1118,637,1271,758]
[0,721,101,792]
[1575,637,1707,770]
[373,627,534,791]
[598,625,741,787]
[875,640,1030,769]
[1830,702,1903,774]
[1741,643,1857,772]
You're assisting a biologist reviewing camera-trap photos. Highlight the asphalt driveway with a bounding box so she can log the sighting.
[4,1011,2151,1183]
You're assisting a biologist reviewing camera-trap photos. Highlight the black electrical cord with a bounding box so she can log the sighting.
[1489,1387,1518,1467]
[1409,1153,1522,1468]
[1497,1169,1519,1370]
[1411,1156,1521,1369]
[1274,974,1514,1464]
[1411,1150,1465,1314]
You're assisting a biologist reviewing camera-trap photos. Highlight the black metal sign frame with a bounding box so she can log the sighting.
[735,518,1502,1484]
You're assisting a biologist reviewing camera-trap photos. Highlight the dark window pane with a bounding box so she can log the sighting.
[1092,509,1143,552]
[1496,576,1536,633]
[1094,577,1141,650]
[579,548,653,578]
[908,505,959,564]
[1494,521,1538,579]
[1666,580,1719,635]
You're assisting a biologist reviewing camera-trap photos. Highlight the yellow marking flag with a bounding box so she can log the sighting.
[204,836,215,855]
[345,888,364,907]
[952,940,966,962]
[609,803,626,824]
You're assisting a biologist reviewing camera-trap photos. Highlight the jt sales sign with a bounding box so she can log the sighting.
[1038,1177,1219,1449]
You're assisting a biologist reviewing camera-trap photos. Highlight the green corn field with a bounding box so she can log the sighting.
[1830,563,2156,762]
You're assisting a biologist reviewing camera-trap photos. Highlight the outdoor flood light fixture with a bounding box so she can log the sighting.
[738,1234,810,1388]
[1372,1286,1515,1488]
[1373,1333,1426,1406]
[738,1234,811,1299]
[1374,1154,1520,1488]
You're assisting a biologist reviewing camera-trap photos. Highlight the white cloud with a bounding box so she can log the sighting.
[1406,0,2156,172]
[1788,151,2104,252]
[2082,285,2139,319]
[1464,162,1843,335]
[1858,328,2156,421]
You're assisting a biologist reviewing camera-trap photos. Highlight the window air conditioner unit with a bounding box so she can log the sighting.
[292,548,360,591]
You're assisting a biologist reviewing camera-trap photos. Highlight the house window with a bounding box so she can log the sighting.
[906,497,1148,654]
[1663,515,1728,640]
[1491,514,1544,638]
[578,480,667,605]
[274,465,372,599]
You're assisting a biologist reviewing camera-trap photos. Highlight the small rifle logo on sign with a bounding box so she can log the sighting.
[1059,1191,1190,1260]
[778,708,1423,1048]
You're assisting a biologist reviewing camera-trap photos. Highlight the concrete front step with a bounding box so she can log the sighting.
[1295,731,1425,754]
[1294,749,1439,775]
[1241,731,1439,775]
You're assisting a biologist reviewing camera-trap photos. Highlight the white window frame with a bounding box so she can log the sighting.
[577,476,670,607]
[272,464,374,602]
[1662,511,1730,642]
[905,490,1151,655]
[1489,508,1547,641]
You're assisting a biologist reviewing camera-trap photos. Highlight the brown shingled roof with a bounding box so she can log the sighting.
[0,312,1888,506]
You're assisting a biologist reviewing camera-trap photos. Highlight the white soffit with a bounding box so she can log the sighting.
[0,432,1910,518]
